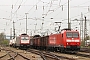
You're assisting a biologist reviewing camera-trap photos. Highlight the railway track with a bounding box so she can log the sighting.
[50,52,90,60]
[0,46,90,60]
[80,47,90,53]
[75,52,90,58]
[27,49,76,60]
[0,48,30,60]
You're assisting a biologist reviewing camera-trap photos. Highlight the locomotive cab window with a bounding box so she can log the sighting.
[21,37,29,40]
[73,32,78,38]
[66,32,72,38]
[66,32,79,38]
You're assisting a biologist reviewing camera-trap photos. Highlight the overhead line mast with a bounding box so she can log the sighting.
[13,21,15,39]
[25,13,28,34]
[68,0,71,29]
[84,16,87,46]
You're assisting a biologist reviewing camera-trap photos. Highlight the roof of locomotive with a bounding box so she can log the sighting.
[21,33,27,35]
[17,33,29,37]
[61,28,79,33]
[61,28,72,31]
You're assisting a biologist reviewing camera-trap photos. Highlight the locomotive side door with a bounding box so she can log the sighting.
[61,34,63,46]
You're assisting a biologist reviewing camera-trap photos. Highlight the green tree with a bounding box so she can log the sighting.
[0,33,5,44]
[0,32,9,45]
[2,39,9,46]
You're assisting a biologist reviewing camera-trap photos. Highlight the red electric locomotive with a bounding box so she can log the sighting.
[12,33,30,49]
[30,28,80,53]
[48,28,80,52]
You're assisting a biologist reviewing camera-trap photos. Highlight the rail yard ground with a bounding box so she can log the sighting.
[0,46,43,60]
[0,46,90,60]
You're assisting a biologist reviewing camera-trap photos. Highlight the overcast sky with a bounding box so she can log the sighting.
[0,0,90,36]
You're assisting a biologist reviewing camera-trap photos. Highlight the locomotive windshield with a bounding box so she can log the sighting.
[21,37,29,40]
[66,32,79,38]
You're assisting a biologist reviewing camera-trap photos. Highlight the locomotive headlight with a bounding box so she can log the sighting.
[67,43,68,45]
[77,43,79,45]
